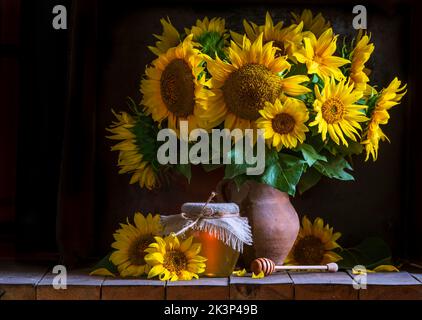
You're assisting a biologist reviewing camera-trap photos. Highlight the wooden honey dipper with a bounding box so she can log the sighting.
[251,258,339,276]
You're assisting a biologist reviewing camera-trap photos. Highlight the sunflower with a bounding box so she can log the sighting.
[145,235,207,281]
[372,77,407,111]
[199,33,310,131]
[185,16,226,40]
[291,9,331,38]
[184,17,227,58]
[148,17,181,56]
[231,12,304,59]
[256,98,309,151]
[141,35,210,134]
[110,213,162,277]
[361,77,406,161]
[361,122,389,162]
[310,77,368,146]
[349,31,374,92]
[285,216,342,265]
[107,110,158,190]
[293,28,350,80]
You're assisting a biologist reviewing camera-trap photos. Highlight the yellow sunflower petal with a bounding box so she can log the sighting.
[252,271,265,279]
[89,268,116,277]
[144,252,164,265]
[232,269,247,277]
[147,264,166,279]
[372,265,399,272]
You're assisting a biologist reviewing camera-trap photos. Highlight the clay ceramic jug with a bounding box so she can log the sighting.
[216,179,299,266]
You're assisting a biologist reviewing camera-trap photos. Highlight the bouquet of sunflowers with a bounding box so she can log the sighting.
[107,9,406,196]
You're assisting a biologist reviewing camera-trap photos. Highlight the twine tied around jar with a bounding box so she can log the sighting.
[174,192,239,237]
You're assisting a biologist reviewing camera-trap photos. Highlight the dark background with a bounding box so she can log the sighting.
[0,0,421,265]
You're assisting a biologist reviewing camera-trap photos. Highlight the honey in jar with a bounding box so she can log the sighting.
[188,230,240,277]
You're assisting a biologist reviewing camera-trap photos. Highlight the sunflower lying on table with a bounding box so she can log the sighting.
[284,216,399,274]
[285,216,342,266]
[90,213,207,281]
[144,235,207,281]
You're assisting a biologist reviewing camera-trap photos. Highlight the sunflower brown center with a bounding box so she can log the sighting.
[163,250,188,273]
[129,235,155,265]
[272,113,296,134]
[160,59,195,117]
[321,98,345,124]
[293,236,325,265]
[222,64,283,121]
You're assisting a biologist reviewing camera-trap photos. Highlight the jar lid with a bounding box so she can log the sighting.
[181,202,239,217]
[161,202,252,253]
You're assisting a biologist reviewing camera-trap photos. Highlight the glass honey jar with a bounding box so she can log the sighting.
[161,202,252,278]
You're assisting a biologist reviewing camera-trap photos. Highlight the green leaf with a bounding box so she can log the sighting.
[260,162,284,191]
[308,124,321,137]
[279,153,306,195]
[129,101,161,171]
[202,163,224,172]
[198,31,226,59]
[295,143,327,167]
[224,148,249,179]
[314,155,354,181]
[286,63,307,77]
[337,248,359,269]
[90,253,118,275]
[338,237,393,269]
[297,167,322,194]
[224,162,248,179]
[260,154,306,196]
[233,174,252,190]
[278,153,305,167]
[366,93,380,117]
[224,148,306,195]
[265,148,280,166]
[280,163,306,196]
[175,163,191,183]
[355,98,366,105]
[325,140,364,157]
[304,133,326,152]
